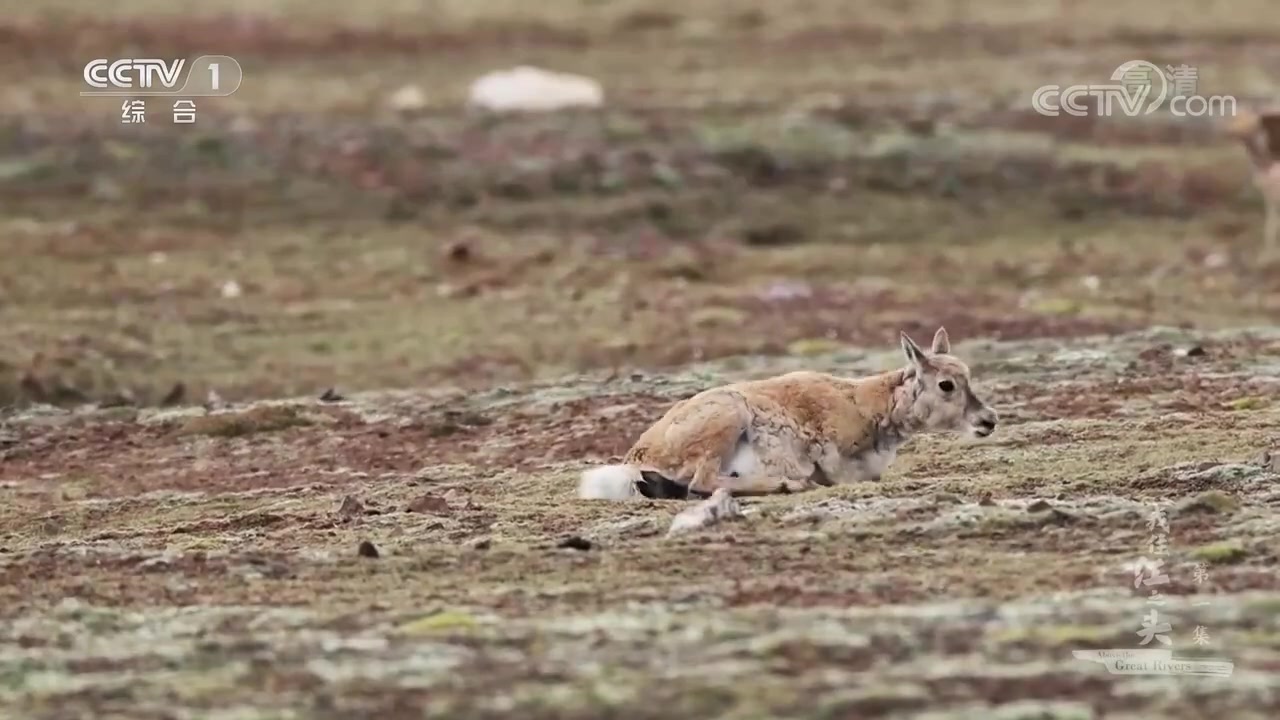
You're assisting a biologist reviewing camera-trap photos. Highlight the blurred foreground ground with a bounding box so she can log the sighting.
[2,1,1280,717]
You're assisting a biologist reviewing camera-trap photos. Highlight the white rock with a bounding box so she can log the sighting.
[667,489,744,537]
[205,389,226,409]
[466,66,604,113]
[388,84,428,113]
[1204,252,1229,269]
[220,279,242,299]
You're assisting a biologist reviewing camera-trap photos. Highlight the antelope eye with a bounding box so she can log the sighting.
[938,380,955,392]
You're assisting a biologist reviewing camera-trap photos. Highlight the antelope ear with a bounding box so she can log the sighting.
[931,326,951,354]
[900,331,929,370]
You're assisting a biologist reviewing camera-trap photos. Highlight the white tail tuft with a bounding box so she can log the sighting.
[578,464,642,500]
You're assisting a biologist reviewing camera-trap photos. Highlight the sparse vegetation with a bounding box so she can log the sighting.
[1191,539,1250,564]
[3,0,1280,718]
[175,404,313,438]
[1176,490,1242,515]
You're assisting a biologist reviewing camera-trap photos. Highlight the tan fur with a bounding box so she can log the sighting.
[579,327,998,500]
[1225,109,1280,259]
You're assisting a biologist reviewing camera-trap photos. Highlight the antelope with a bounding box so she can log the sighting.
[579,327,998,501]
[1225,108,1280,259]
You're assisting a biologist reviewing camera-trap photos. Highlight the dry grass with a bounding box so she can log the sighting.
[3,328,1280,717]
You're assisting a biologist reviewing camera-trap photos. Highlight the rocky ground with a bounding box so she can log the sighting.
[3,0,1280,717]
[4,327,1280,718]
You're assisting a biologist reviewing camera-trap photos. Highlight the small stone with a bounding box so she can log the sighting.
[427,422,462,437]
[444,241,472,263]
[903,116,937,137]
[1185,345,1206,357]
[220,280,242,299]
[337,495,365,520]
[160,382,186,406]
[1250,449,1279,472]
[387,84,428,113]
[1043,508,1079,525]
[357,540,380,558]
[1203,252,1229,269]
[406,493,451,514]
[204,389,226,410]
[1027,499,1053,512]
[319,388,345,403]
[742,222,806,247]
[100,389,136,409]
[138,556,173,571]
[557,536,592,551]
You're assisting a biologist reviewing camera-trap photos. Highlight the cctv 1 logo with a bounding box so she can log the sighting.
[82,56,243,96]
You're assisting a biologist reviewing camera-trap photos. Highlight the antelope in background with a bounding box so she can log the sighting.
[1226,108,1280,259]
